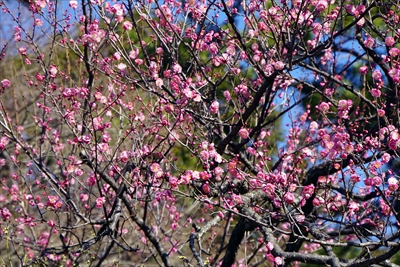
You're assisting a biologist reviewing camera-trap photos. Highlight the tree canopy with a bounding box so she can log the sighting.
[0,0,400,266]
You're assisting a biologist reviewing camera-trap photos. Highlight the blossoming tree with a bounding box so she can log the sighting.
[0,0,400,266]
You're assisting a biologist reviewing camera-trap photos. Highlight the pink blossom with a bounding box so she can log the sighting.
[173,64,182,74]
[318,102,330,113]
[200,150,209,161]
[150,163,161,173]
[113,52,121,61]
[69,0,78,9]
[129,49,139,59]
[266,241,274,251]
[284,192,295,204]
[169,176,179,188]
[388,177,399,192]
[381,153,391,164]
[0,207,12,221]
[209,43,218,55]
[14,27,21,42]
[63,88,78,98]
[1,79,11,88]
[34,19,43,27]
[385,37,395,47]
[119,150,130,163]
[338,99,352,110]
[87,173,97,186]
[389,48,400,57]
[265,253,275,263]
[238,128,249,139]
[315,0,328,12]
[214,167,224,177]
[155,78,163,87]
[302,184,315,199]
[202,183,210,194]
[123,21,132,31]
[389,68,400,84]
[156,47,164,55]
[48,220,56,227]
[117,63,126,71]
[18,47,27,56]
[377,109,385,117]
[312,196,324,206]
[359,66,368,74]
[232,194,243,205]
[273,61,285,70]
[210,101,219,114]
[47,195,62,209]
[372,70,382,80]
[49,65,58,78]
[275,257,283,265]
[96,197,105,208]
[372,176,382,186]
[224,90,232,101]
[370,88,381,98]
[363,37,375,49]
[80,194,89,202]
[0,137,10,150]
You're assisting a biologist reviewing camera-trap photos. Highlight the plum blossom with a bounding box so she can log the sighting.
[129,48,139,59]
[210,101,219,114]
[389,48,400,57]
[302,184,315,199]
[0,207,12,221]
[34,18,43,26]
[315,0,328,12]
[223,90,231,101]
[381,153,391,164]
[232,194,243,205]
[123,21,132,31]
[372,70,382,80]
[385,37,395,47]
[359,66,368,74]
[214,167,224,179]
[14,27,21,42]
[273,61,285,70]
[119,150,130,163]
[173,64,182,74]
[284,192,295,204]
[80,194,89,202]
[388,177,399,192]
[150,163,164,178]
[169,176,179,188]
[199,150,209,161]
[238,128,249,139]
[96,197,105,208]
[363,37,375,49]
[156,47,164,55]
[389,68,400,84]
[337,99,352,119]
[69,0,78,9]
[370,88,381,98]
[202,184,210,194]
[318,102,330,113]
[49,65,58,78]
[155,78,163,87]
[1,79,11,88]
[0,137,10,150]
